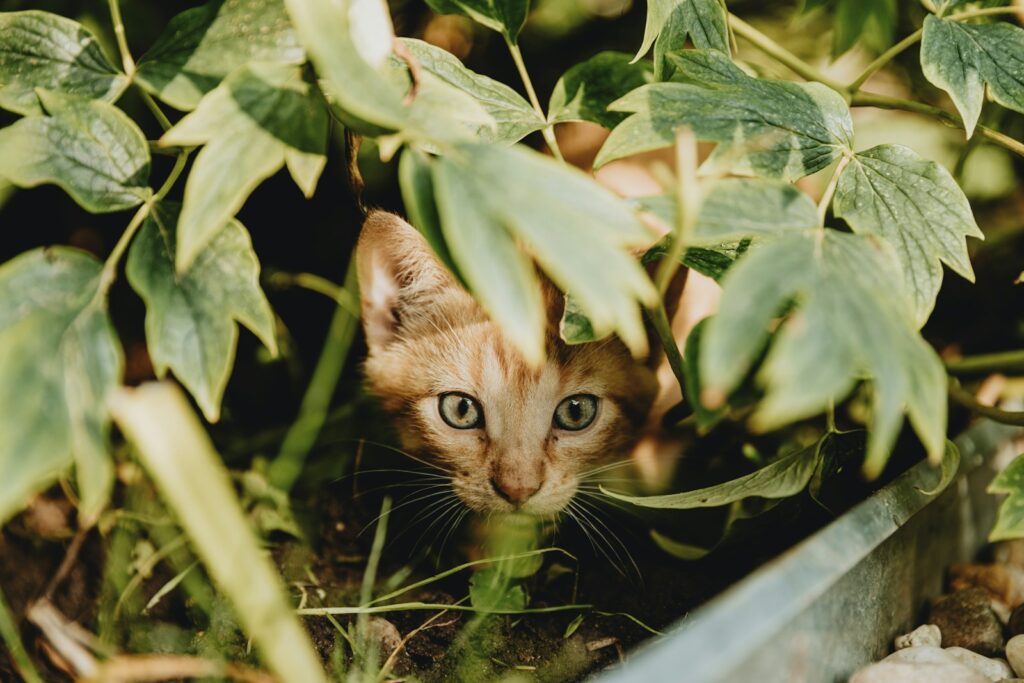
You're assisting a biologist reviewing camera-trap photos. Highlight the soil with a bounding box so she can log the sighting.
[0,426,882,683]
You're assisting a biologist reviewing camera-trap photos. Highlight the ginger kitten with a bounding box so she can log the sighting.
[356,211,660,515]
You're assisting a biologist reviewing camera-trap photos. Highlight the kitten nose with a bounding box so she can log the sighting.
[490,476,541,505]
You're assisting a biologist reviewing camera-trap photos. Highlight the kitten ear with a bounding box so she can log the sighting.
[356,211,457,349]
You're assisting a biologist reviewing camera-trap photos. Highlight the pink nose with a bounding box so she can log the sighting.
[490,477,541,504]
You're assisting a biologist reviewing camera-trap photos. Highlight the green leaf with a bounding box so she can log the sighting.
[683,317,726,431]
[469,568,528,611]
[0,11,129,115]
[0,248,122,525]
[135,0,305,111]
[603,438,823,509]
[633,0,729,66]
[395,38,541,144]
[109,383,328,683]
[641,234,751,282]
[161,63,327,270]
[596,50,853,179]
[548,52,654,128]
[429,143,658,363]
[0,91,150,213]
[832,0,896,57]
[559,294,604,345]
[833,144,983,326]
[990,452,1024,541]
[424,0,530,43]
[921,15,1024,139]
[285,0,473,145]
[702,230,947,478]
[917,440,961,497]
[636,178,819,244]
[126,202,277,423]
[398,147,457,275]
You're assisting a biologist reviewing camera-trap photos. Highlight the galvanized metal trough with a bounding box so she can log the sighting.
[598,420,1022,683]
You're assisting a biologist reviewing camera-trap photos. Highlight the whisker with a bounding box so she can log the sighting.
[358,488,456,534]
[338,439,454,474]
[573,497,642,581]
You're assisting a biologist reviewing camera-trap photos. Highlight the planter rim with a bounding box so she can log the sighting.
[597,420,1021,682]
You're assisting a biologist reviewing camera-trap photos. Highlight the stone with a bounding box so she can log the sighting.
[849,661,988,683]
[951,563,1024,611]
[895,624,942,650]
[931,588,1007,656]
[944,647,1014,680]
[1007,635,1024,677]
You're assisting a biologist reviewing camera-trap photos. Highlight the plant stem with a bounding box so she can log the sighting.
[654,128,699,296]
[267,254,361,491]
[848,29,924,93]
[140,91,173,131]
[356,496,391,665]
[728,13,847,92]
[98,201,151,298]
[265,271,359,316]
[107,0,135,76]
[154,151,189,201]
[946,349,1024,376]
[505,39,565,162]
[647,303,687,392]
[948,379,1024,426]
[947,6,1024,22]
[851,91,1024,158]
[0,587,43,683]
[817,153,851,225]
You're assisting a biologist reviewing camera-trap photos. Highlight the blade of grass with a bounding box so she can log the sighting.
[0,586,43,683]
[268,254,361,491]
[109,382,328,683]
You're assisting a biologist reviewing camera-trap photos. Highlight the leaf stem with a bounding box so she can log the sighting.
[505,39,565,162]
[948,379,1024,426]
[850,91,1024,158]
[654,128,699,296]
[647,303,688,393]
[265,271,359,315]
[817,153,852,225]
[728,14,847,92]
[106,0,135,76]
[139,91,173,132]
[98,201,151,298]
[848,29,924,93]
[946,349,1024,376]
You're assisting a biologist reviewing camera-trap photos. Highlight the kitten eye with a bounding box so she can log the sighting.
[553,394,598,431]
[438,392,484,429]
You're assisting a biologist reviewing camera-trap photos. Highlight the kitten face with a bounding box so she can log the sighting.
[357,211,657,515]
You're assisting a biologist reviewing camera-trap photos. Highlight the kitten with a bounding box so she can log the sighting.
[356,211,661,515]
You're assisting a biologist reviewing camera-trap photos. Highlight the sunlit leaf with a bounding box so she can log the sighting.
[395,38,541,144]
[126,202,277,423]
[135,0,305,111]
[285,0,474,145]
[429,143,658,363]
[548,52,654,128]
[833,144,983,326]
[0,90,150,213]
[0,11,129,115]
[990,452,1024,541]
[603,438,823,508]
[596,50,853,179]
[109,383,327,683]
[161,63,327,270]
[559,295,603,345]
[921,15,1024,139]
[702,230,947,477]
[469,568,528,611]
[424,0,530,43]
[0,248,122,525]
[636,178,819,245]
[633,0,729,71]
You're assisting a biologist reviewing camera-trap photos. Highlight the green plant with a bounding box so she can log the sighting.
[3,0,1024,677]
